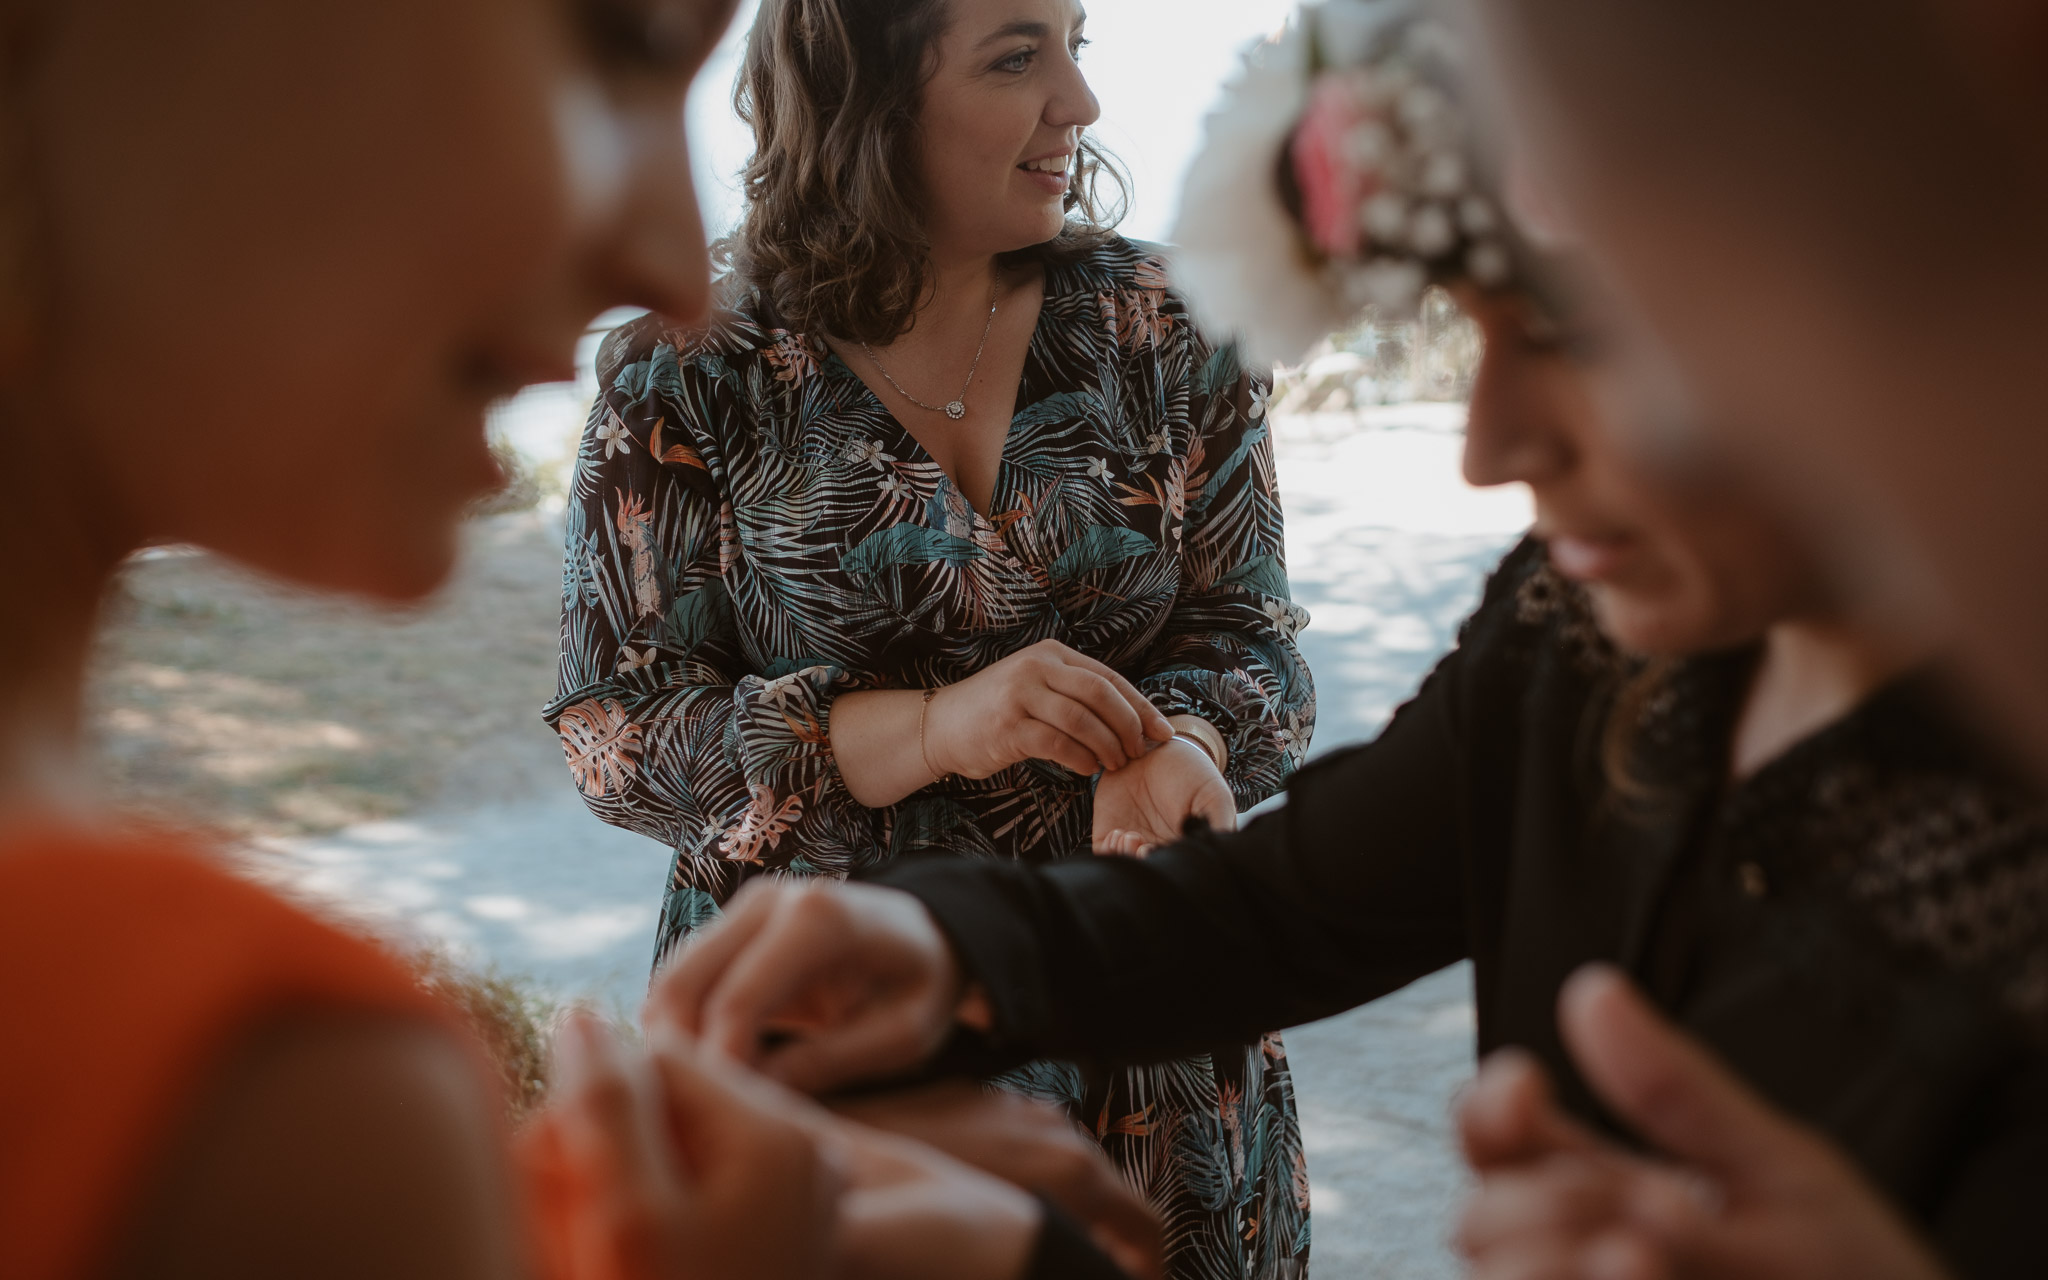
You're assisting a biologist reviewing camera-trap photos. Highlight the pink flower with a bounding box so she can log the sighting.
[1289,75,1382,259]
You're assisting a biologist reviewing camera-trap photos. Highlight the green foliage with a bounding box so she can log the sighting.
[840,524,987,577]
[1051,524,1155,582]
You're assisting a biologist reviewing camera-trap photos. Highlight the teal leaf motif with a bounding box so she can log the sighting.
[1010,390,1105,431]
[1217,553,1291,600]
[840,524,986,577]
[1051,524,1155,582]
[659,579,736,655]
[1207,422,1269,496]
[614,342,685,407]
[667,885,722,936]
[1196,343,1245,398]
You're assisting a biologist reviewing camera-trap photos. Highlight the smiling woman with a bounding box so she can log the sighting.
[549,0,1320,1275]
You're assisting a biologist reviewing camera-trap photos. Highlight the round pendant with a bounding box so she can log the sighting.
[945,400,966,420]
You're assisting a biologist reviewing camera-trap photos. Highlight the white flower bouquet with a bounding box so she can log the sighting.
[1171,0,1534,366]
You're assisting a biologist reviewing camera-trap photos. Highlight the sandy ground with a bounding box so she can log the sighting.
[83,404,1527,1278]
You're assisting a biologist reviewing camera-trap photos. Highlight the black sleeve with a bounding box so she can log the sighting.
[878,630,1477,1064]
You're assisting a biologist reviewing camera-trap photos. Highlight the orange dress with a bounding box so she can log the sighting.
[0,825,464,1280]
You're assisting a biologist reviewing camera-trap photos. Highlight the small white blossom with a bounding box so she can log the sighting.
[1259,597,1309,637]
[1419,150,1467,198]
[1458,195,1497,236]
[1408,202,1456,257]
[1467,240,1512,287]
[1361,192,1409,244]
[1276,709,1309,763]
[877,474,909,496]
[1345,119,1394,169]
[759,672,808,706]
[1397,83,1447,134]
[844,438,895,470]
[1145,432,1169,455]
[594,413,632,460]
[1247,384,1270,421]
[1085,456,1112,480]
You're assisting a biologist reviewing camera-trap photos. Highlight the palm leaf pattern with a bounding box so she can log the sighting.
[546,237,1316,1279]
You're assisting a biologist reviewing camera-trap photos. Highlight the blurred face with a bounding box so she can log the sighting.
[21,0,731,601]
[917,0,1101,260]
[1458,289,1824,655]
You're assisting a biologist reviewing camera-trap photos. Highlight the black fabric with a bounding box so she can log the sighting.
[881,537,2048,1280]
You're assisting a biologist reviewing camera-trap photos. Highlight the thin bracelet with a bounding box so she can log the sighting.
[1171,732,1226,774]
[919,687,944,782]
[1165,714,1228,774]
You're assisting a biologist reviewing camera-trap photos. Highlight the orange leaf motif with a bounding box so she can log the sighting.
[558,698,644,798]
[650,416,710,470]
[717,783,805,863]
[1104,1104,1155,1138]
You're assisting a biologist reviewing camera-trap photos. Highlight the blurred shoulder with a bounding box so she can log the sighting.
[591,278,780,395]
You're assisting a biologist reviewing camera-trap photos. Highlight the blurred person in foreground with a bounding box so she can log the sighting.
[0,0,1155,1277]
[1431,1,2048,1277]
[638,9,2048,1278]
[546,0,1315,1271]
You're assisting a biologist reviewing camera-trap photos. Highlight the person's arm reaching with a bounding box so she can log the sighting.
[645,617,1480,1089]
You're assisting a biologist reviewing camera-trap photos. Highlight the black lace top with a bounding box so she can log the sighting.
[885,537,2048,1280]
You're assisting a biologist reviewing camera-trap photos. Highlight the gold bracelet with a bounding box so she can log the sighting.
[919,687,943,782]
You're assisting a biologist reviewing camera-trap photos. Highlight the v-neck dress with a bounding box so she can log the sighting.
[548,236,1318,1280]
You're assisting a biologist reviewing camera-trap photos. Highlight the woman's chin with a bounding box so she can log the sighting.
[219,521,462,606]
[1587,586,1699,658]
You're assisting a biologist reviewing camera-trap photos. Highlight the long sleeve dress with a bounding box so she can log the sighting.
[547,236,1318,1280]
[879,537,2048,1280]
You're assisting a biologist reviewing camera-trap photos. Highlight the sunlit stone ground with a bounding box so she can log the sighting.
[210,404,1529,1278]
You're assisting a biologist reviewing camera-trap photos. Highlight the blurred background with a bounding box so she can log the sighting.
[85,5,1521,1276]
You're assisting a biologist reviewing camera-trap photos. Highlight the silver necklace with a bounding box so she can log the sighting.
[860,271,1001,421]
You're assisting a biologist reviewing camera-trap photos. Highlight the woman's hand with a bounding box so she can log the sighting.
[643,879,971,1094]
[1091,737,1236,856]
[927,639,1172,780]
[825,1118,1046,1280]
[833,1082,1164,1280]
[523,1012,843,1280]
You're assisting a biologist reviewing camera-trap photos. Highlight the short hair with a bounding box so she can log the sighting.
[730,0,1127,345]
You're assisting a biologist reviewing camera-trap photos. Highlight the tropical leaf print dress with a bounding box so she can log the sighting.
[548,237,1318,1280]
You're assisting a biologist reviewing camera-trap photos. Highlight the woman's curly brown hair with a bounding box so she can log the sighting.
[730,0,1128,345]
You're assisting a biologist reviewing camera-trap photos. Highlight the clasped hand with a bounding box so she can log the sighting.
[923,639,1172,780]
[530,1009,1162,1280]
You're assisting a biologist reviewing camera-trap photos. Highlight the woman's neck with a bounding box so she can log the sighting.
[882,249,1004,349]
[1729,616,1925,780]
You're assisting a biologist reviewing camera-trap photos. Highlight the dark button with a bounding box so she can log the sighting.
[1736,861,1770,899]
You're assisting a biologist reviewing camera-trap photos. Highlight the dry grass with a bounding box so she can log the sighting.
[408,947,562,1123]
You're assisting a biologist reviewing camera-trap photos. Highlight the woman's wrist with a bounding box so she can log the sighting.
[831,689,946,808]
[1164,714,1227,774]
